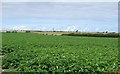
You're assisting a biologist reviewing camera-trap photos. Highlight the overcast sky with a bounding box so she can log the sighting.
[1,2,118,32]
[1,0,119,2]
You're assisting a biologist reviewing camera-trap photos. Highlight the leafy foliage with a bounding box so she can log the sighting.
[62,33,119,38]
[2,33,118,72]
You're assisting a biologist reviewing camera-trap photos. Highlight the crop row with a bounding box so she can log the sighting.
[2,33,118,72]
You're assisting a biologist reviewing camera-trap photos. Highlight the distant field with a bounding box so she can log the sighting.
[33,31,71,35]
[33,31,120,38]
[2,33,118,72]
[2,30,120,37]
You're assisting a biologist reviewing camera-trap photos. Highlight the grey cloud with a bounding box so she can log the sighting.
[2,2,118,21]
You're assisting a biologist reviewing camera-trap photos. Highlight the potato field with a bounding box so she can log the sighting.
[1,33,118,73]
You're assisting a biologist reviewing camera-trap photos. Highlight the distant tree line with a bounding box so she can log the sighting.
[6,31,17,33]
[62,32,120,38]
[6,30,31,33]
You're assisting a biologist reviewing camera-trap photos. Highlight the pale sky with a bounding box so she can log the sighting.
[1,2,118,32]
[1,0,119,2]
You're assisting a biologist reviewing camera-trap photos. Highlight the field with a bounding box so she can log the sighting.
[1,32,118,72]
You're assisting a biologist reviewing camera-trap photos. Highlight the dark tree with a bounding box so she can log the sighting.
[76,30,78,32]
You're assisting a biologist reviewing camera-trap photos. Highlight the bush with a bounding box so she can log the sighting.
[25,31,31,33]
[6,31,11,33]
[12,31,17,33]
